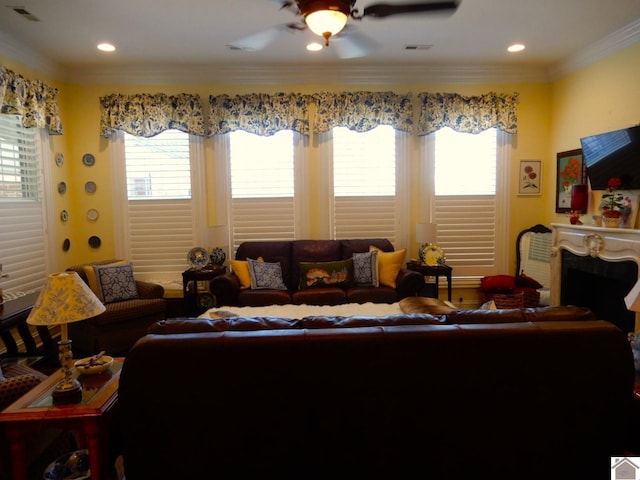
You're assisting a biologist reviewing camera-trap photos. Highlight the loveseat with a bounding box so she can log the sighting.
[210,238,424,307]
[66,259,167,356]
[118,305,635,480]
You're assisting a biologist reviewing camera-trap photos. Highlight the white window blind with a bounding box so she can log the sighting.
[432,127,501,278]
[123,130,197,277]
[0,114,47,292]
[229,130,295,250]
[332,125,397,242]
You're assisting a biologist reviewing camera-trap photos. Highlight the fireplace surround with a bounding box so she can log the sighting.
[551,223,640,333]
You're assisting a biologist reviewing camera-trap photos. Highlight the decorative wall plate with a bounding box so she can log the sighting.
[60,210,69,222]
[423,244,446,266]
[82,153,95,166]
[85,181,96,193]
[58,181,66,194]
[88,235,101,248]
[55,153,64,167]
[198,292,215,309]
[87,209,99,221]
[62,238,70,251]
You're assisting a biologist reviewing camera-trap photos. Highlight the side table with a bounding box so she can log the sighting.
[0,358,123,480]
[182,265,227,316]
[406,262,453,301]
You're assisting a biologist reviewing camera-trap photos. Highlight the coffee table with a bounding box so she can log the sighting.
[0,358,123,480]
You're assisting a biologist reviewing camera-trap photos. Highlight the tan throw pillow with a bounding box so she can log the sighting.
[369,246,406,288]
[399,296,458,315]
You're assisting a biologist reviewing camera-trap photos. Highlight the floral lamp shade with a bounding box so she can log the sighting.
[27,272,105,336]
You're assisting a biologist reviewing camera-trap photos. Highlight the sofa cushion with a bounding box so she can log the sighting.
[352,250,379,287]
[238,289,292,307]
[292,287,348,305]
[299,313,443,328]
[370,246,406,288]
[229,259,252,289]
[299,259,354,289]
[148,317,299,334]
[248,258,287,290]
[94,262,139,303]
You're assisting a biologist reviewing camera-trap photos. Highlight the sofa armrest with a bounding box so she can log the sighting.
[209,273,242,307]
[136,280,164,299]
[0,374,42,411]
[395,268,425,299]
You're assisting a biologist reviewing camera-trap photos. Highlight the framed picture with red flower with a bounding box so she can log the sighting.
[518,160,542,195]
[555,148,586,213]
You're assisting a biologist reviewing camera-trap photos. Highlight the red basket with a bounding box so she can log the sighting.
[484,291,525,309]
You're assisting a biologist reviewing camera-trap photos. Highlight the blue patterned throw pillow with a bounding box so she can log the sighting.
[247,258,287,290]
[94,263,139,303]
[352,250,379,287]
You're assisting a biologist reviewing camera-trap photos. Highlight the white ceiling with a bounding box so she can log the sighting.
[1,0,640,83]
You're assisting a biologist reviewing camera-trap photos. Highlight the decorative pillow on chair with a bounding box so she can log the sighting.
[369,246,406,288]
[83,260,129,299]
[93,263,139,303]
[247,258,287,290]
[352,250,379,287]
[299,259,354,289]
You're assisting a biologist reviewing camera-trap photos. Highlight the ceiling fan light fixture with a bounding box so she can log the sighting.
[305,9,348,39]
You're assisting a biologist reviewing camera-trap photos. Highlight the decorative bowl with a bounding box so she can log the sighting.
[43,449,90,480]
[74,355,114,375]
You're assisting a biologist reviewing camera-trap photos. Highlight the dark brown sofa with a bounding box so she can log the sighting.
[210,238,424,307]
[66,259,167,356]
[118,306,635,480]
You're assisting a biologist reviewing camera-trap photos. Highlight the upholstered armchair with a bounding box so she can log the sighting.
[66,259,167,356]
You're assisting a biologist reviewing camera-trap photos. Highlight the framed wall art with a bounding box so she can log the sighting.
[518,160,542,195]
[555,148,586,213]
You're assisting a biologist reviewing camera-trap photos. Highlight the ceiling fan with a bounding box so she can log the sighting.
[229,0,460,59]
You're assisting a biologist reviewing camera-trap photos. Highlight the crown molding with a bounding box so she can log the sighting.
[63,63,549,85]
[0,31,61,79]
[548,18,640,80]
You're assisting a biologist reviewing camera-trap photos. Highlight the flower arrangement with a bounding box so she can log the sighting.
[600,177,630,219]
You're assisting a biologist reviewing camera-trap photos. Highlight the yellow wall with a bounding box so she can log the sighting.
[4,42,639,283]
[549,43,640,225]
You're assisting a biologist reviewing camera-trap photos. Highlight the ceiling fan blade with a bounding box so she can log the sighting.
[228,25,290,51]
[332,27,380,59]
[362,1,459,19]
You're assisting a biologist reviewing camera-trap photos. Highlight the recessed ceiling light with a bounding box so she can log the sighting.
[97,43,116,52]
[306,42,323,52]
[507,43,525,53]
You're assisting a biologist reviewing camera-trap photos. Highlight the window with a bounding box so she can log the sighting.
[113,130,205,282]
[425,127,509,281]
[228,130,300,251]
[330,125,406,244]
[0,114,49,292]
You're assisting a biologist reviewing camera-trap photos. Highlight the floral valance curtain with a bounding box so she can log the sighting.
[417,92,518,135]
[0,67,63,134]
[312,91,413,133]
[100,93,205,138]
[208,93,311,136]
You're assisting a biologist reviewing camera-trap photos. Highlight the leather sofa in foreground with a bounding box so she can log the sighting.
[118,306,635,480]
[210,238,424,306]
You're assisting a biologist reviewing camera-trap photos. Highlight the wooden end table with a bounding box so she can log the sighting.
[406,262,453,301]
[0,358,124,480]
[182,265,227,315]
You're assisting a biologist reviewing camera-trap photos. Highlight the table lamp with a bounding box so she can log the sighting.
[27,272,105,404]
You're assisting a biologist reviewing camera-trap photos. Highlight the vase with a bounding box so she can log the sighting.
[603,216,620,228]
[209,247,226,266]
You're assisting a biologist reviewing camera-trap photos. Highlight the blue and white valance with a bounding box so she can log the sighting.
[417,92,518,135]
[0,67,63,134]
[100,93,205,138]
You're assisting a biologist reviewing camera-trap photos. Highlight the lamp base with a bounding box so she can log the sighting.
[52,379,82,404]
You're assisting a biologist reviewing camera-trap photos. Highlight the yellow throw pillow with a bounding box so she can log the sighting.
[369,246,406,288]
[230,257,263,289]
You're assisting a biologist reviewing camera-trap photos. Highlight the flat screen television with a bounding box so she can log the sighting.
[580,125,640,190]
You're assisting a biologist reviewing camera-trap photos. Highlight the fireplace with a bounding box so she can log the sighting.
[551,223,640,333]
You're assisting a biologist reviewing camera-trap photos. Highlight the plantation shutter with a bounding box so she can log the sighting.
[332,126,397,243]
[432,128,501,278]
[123,131,197,277]
[0,114,47,292]
[229,130,295,252]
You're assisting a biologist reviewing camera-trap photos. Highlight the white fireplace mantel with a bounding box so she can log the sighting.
[550,223,640,306]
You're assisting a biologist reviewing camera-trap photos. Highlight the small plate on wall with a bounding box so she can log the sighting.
[85,181,96,193]
[82,153,95,166]
[87,209,99,221]
[55,153,64,167]
[58,181,66,194]
[88,235,101,248]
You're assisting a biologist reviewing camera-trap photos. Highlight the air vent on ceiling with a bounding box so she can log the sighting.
[404,44,433,50]
[8,6,40,21]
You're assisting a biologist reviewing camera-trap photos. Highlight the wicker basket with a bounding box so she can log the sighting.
[484,291,525,309]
